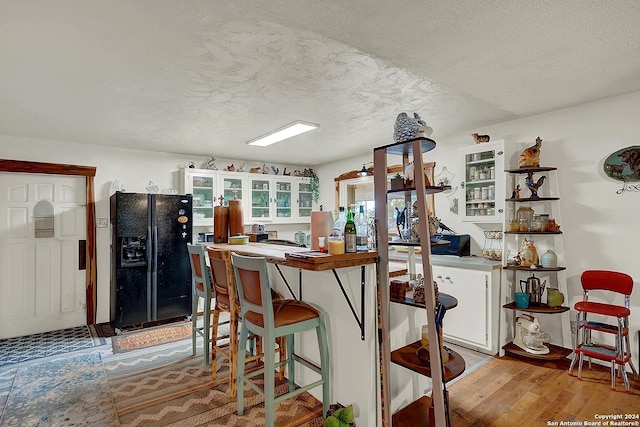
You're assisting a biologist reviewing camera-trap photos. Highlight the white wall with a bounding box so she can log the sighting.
[315,90,640,366]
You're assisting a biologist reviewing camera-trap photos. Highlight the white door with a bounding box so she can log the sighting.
[0,173,86,339]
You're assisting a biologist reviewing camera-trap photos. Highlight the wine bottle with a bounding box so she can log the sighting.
[344,207,357,253]
[355,205,369,252]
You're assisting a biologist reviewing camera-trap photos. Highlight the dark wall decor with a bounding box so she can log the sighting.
[603,145,640,194]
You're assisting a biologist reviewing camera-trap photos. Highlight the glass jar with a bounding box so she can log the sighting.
[530,215,543,232]
[519,218,529,232]
[516,206,534,224]
[509,219,520,232]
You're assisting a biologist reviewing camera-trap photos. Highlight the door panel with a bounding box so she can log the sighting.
[0,173,86,339]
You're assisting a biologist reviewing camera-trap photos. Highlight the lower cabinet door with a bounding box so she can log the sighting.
[433,266,488,348]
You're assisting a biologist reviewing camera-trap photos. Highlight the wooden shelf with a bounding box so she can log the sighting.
[503,265,566,272]
[391,293,458,310]
[502,301,569,314]
[392,396,470,427]
[505,166,558,173]
[504,197,560,202]
[388,185,448,195]
[504,230,563,235]
[375,137,436,156]
[391,340,465,381]
[502,341,572,360]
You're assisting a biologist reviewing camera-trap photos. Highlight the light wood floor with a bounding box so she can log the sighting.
[446,354,640,426]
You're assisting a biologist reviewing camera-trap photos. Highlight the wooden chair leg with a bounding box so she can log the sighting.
[210,308,220,374]
[227,311,239,396]
[277,336,286,380]
[192,295,199,357]
[237,324,249,416]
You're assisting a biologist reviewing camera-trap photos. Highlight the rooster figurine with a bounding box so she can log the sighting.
[525,171,546,198]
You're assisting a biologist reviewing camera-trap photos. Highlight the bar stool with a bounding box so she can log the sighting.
[568,270,638,392]
[186,243,215,367]
[232,253,331,426]
[207,247,286,396]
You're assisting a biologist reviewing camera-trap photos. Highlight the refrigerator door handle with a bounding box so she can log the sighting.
[151,225,158,320]
[147,225,153,323]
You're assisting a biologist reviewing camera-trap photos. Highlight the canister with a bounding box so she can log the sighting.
[481,187,488,200]
[473,188,481,200]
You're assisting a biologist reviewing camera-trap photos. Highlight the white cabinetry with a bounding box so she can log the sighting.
[460,140,504,223]
[432,261,501,354]
[182,168,311,227]
[247,175,311,223]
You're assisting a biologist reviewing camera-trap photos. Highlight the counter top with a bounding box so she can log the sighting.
[205,242,378,271]
[389,251,502,271]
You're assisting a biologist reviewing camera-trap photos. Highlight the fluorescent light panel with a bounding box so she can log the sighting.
[247,121,319,147]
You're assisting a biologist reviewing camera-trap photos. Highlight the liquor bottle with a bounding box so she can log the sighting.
[355,205,369,252]
[332,206,346,238]
[344,207,357,253]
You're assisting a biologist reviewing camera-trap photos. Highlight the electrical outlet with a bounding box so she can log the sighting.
[97,218,108,228]
[570,320,577,334]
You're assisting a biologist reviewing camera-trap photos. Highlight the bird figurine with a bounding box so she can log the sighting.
[282,167,291,176]
[271,165,279,175]
[395,207,407,237]
[519,137,543,168]
[471,133,491,144]
[237,163,247,172]
[226,164,235,172]
[525,171,546,198]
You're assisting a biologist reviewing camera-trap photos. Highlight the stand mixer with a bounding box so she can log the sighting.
[513,314,550,355]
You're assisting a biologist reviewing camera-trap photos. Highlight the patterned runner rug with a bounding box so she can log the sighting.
[0,325,107,366]
[111,322,193,354]
[103,341,325,426]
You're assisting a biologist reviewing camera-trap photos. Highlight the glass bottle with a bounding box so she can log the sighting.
[332,206,346,239]
[344,208,357,253]
[355,205,369,252]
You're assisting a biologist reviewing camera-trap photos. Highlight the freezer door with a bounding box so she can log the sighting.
[110,192,151,328]
[152,194,193,321]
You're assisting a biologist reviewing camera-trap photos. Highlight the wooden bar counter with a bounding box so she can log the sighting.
[206,242,385,426]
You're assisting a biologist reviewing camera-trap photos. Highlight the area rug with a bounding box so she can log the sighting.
[0,325,107,366]
[112,322,193,354]
[103,342,324,426]
[0,352,119,426]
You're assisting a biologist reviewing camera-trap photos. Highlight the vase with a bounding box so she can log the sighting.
[540,250,558,268]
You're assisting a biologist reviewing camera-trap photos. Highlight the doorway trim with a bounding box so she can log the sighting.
[0,159,98,324]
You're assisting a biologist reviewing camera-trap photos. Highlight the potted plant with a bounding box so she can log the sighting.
[310,172,320,203]
[324,404,355,427]
[390,172,404,190]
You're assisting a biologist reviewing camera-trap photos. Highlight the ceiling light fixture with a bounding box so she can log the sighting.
[357,163,373,177]
[246,121,319,147]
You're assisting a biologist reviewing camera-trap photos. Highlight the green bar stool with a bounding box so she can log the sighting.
[187,243,214,367]
[231,253,331,426]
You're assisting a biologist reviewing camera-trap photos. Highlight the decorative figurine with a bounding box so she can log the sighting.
[205,156,218,170]
[262,163,268,174]
[393,112,433,143]
[271,166,279,175]
[395,206,407,237]
[226,164,235,172]
[525,171,546,198]
[249,166,261,173]
[237,163,247,172]
[471,133,491,144]
[511,184,521,199]
[282,167,291,176]
[519,137,543,168]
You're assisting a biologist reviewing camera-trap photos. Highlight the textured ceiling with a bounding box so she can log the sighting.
[1,0,640,165]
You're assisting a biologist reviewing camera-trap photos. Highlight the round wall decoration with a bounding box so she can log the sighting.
[603,145,640,182]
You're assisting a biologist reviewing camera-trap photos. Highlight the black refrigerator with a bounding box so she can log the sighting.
[110,192,193,329]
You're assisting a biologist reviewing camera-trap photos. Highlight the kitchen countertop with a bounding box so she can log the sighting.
[390,251,502,271]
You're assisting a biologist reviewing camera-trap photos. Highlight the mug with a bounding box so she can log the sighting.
[514,292,531,309]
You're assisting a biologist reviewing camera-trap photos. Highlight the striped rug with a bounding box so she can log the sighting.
[103,340,324,426]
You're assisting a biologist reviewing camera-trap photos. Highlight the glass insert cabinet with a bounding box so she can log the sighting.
[460,139,505,223]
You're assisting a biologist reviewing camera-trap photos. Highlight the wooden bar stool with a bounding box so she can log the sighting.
[232,253,331,426]
[207,247,286,396]
[568,270,638,392]
[186,243,215,367]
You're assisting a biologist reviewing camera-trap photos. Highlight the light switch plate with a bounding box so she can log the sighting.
[97,218,108,228]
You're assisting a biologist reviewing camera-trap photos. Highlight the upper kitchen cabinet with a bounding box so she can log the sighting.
[460,139,505,223]
[183,168,312,226]
[247,175,312,223]
[181,168,218,226]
